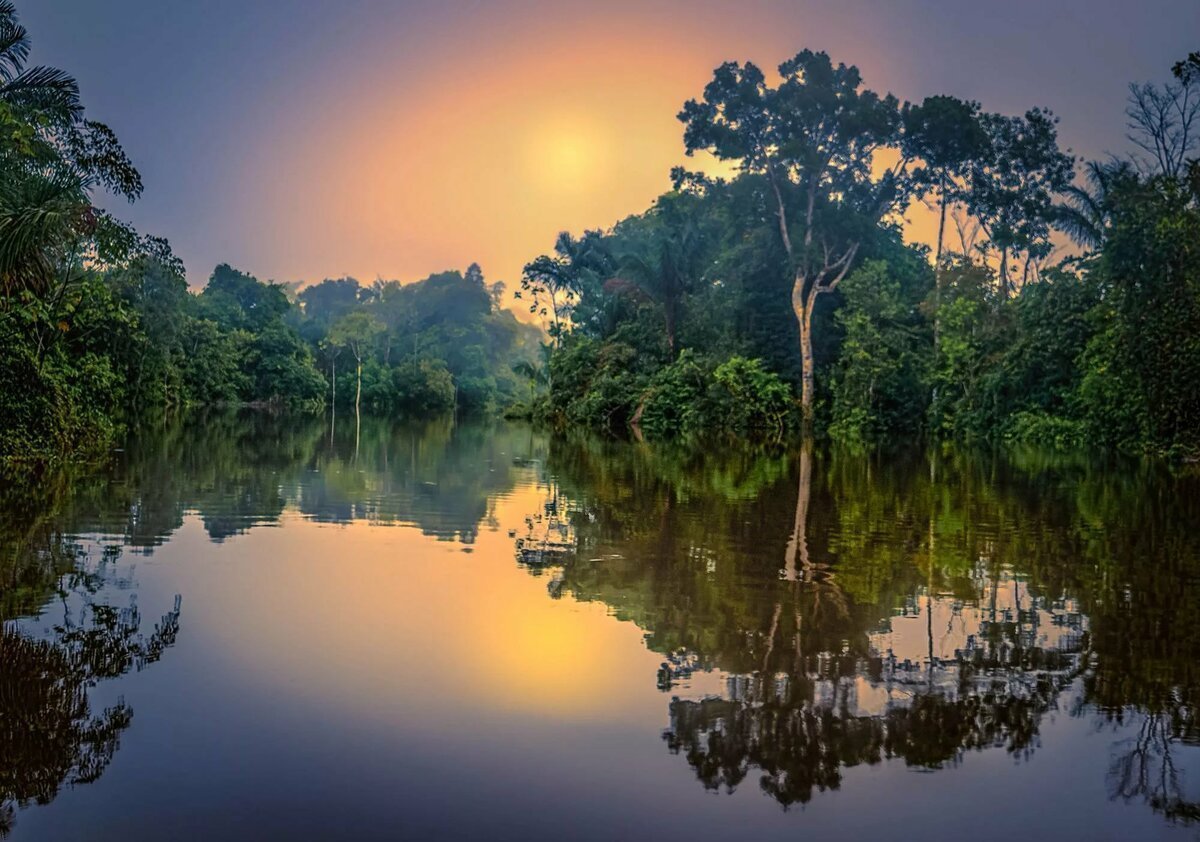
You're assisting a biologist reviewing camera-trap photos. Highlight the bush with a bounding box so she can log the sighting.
[548,337,647,432]
[1002,410,1088,449]
[392,359,456,415]
[639,351,709,437]
[710,356,793,437]
[0,335,120,461]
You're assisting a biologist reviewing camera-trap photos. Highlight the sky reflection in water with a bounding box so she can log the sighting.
[1,412,1198,840]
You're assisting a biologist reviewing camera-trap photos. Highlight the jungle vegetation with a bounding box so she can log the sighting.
[517,49,1200,457]
[0,3,537,463]
[0,0,1196,461]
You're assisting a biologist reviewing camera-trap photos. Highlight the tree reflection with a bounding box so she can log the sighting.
[0,537,182,837]
[6,418,1200,827]
[1106,712,1200,824]
[535,435,1200,819]
[0,411,548,835]
[51,410,542,547]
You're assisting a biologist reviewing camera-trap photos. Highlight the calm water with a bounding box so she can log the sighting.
[2,413,1199,841]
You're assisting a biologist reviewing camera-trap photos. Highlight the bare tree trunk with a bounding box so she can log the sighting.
[664,303,677,359]
[330,355,337,446]
[794,288,817,421]
[355,356,362,417]
[783,442,812,581]
[934,172,948,349]
[354,353,363,462]
[762,602,783,674]
[927,454,936,688]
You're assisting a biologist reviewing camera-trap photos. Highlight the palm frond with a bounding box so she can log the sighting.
[1,65,83,124]
[0,0,29,82]
[0,168,89,294]
[553,231,579,260]
[1052,205,1102,249]
[1054,158,1140,248]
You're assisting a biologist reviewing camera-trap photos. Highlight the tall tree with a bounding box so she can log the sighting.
[519,230,613,346]
[679,50,913,419]
[606,195,704,358]
[328,310,384,417]
[965,109,1074,294]
[1126,60,1199,180]
[903,95,988,342]
[0,0,148,297]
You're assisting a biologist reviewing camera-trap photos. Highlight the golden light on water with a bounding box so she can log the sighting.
[180,487,653,725]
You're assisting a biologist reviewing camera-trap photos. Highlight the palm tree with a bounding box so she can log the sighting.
[0,1,144,297]
[0,1,82,123]
[0,2,85,294]
[519,230,616,345]
[1055,159,1138,250]
[0,1,88,296]
[512,344,551,400]
[605,219,701,358]
[0,165,88,295]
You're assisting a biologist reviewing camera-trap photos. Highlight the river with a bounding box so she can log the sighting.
[1,412,1198,840]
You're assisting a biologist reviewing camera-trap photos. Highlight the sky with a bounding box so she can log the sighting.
[22,0,1200,292]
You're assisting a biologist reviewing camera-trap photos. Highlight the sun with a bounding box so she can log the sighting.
[524,112,612,196]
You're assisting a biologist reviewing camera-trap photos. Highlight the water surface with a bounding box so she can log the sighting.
[2,413,1198,840]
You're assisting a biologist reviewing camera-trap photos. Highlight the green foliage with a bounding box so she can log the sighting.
[829,260,931,444]
[304,266,537,415]
[1002,410,1088,448]
[551,337,647,432]
[178,318,247,404]
[3,11,1198,463]
[1078,179,1200,455]
[639,350,709,436]
[928,261,1004,438]
[245,320,325,406]
[378,358,456,414]
[710,356,793,436]
[0,275,126,460]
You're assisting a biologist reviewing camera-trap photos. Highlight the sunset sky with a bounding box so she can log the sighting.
[25,0,1200,292]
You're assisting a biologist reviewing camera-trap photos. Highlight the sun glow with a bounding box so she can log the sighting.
[246,27,717,291]
[524,113,613,195]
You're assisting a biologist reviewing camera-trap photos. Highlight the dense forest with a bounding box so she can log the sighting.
[1,0,1197,463]
[0,3,536,462]
[518,49,1200,457]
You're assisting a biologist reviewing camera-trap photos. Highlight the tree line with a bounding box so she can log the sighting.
[2,0,1197,461]
[0,2,537,463]
[517,49,1200,457]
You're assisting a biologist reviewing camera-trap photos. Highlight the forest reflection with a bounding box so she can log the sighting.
[0,471,182,837]
[2,413,1199,830]
[534,436,1200,819]
[56,410,545,547]
[0,411,540,834]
